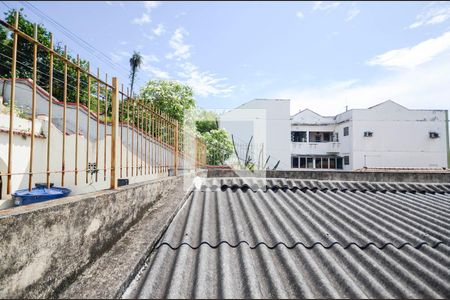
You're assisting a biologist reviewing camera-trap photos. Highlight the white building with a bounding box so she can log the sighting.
[220,99,449,171]
[219,99,291,169]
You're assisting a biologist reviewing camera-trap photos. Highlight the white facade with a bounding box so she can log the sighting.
[220,99,449,171]
[219,99,291,169]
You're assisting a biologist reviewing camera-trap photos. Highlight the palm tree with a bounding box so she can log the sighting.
[129,51,143,97]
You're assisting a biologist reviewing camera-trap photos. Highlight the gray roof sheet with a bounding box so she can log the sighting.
[128,178,450,299]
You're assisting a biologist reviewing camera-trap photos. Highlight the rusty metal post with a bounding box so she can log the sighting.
[28,23,38,191]
[7,11,19,195]
[75,54,80,185]
[85,64,91,184]
[110,77,119,189]
[96,68,100,182]
[61,45,68,186]
[104,73,108,181]
[174,120,179,176]
[46,33,54,188]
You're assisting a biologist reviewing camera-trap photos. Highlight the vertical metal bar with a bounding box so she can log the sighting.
[164,113,167,173]
[144,108,147,175]
[156,110,159,173]
[131,98,135,176]
[140,101,144,176]
[28,23,38,191]
[158,109,162,173]
[46,33,54,188]
[136,98,140,175]
[75,54,80,185]
[126,88,129,177]
[163,113,166,173]
[120,84,124,178]
[103,73,108,181]
[96,68,100,181]
[174,120,178,176]
[7,11,19,195]
[85,64,91,184]
[151,107,154,174]
[61,45,68,186]
[110,77,119,189]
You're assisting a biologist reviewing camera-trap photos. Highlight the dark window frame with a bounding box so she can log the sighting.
[343,127,349,136]
[291,131,307,142]
[344,156,350,165]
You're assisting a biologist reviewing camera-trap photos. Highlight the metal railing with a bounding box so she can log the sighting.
[0,12,206,198]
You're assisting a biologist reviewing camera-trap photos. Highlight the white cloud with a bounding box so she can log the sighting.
[132,13,151,25]
[296,11,304,18]
[177,63,234,97]
[144,1,160,11]
[132,1,160,26]
[152,24,165,36]
[409,5,450,29]
[273,55,450,117]
[312,1,341,11]
[368,31,450,69]
[105,1,112,5]
[166,27,192,60]
[345,7,360,22]
[139,54,169,80]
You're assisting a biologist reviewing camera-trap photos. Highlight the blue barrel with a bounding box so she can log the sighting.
[12,186,71,206]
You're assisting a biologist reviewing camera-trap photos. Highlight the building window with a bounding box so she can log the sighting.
[292,156,299,168]
[343,127,349,136]
[429,132,440,139]
[299,157,306,168]
[315,157,322,169]
[307,157,313,168]
[337,157,343,169]
[322,158,329,169]
[291,131,307,142]
[330,157,336,169]
[344,156,350,165]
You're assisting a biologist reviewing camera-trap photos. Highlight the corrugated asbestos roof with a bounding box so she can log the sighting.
[128,178,450,299]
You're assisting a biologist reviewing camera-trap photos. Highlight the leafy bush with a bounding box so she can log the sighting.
[202,128,233,166]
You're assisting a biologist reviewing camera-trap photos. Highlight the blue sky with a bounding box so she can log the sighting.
[1,1,450,115]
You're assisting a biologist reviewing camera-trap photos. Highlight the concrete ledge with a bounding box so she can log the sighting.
[207,169,450,183]
[59,182,192,299]
[0,175,192,299]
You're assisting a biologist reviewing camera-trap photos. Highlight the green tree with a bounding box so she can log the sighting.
[140,80,195,124]
[195,109,219,134]
[202,128,233,165]
[129,51,142,97]
[0,9,109,120]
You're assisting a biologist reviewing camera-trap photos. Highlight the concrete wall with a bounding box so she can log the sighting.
[206,168,450,183]
[0,174,193,298]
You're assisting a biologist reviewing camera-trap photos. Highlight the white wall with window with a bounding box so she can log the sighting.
[290,100,448,170]
[221,98,449,171]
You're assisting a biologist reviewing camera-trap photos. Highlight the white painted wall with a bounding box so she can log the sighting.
[219,99,291,169]
[0,80,193,208]
[290,100,448,170]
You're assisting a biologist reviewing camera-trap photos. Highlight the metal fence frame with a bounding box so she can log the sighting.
[0,12,206,197]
